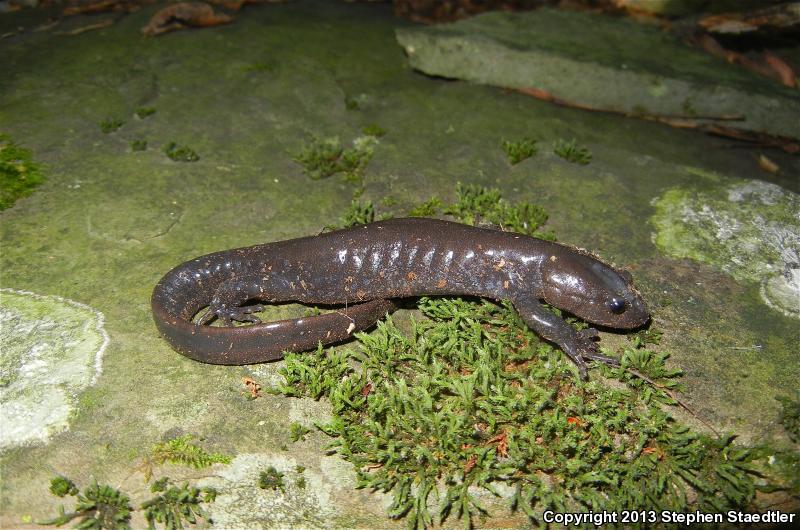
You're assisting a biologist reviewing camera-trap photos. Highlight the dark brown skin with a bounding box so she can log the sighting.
[152,218,650,378]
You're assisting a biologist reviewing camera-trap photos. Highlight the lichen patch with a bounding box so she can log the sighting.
[197,453,336,529]
[0,288,107,450]
[651,179,800,318]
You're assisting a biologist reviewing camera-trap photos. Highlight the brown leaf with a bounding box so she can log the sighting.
[142,2,234,36]
[758,154,780,174]
[242,376,262,398]
[764,52,798,88]
[464,454,478,474]
[487,431,508,458]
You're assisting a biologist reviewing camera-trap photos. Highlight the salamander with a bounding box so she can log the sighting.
[151,217,649,379]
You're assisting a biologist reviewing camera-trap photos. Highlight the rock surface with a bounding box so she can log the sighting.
[0,1,798,528]
[396,8,800,138]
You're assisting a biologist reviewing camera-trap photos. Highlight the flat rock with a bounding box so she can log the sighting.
[1,1,799,527]
[396,8,800,139]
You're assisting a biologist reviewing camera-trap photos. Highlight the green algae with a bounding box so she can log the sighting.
[651,178,800,318]
[0,134,45,211]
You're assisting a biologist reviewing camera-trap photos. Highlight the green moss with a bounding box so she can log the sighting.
[292,135,377,181]
[361,124,386,137]
[553,138,592,165]
[258,466,286,492]
[443,183,552,238]
[130,139,147,152]
[0,134,45,210]
[49,476,78,498]
[340,199,375,227]
[295,466,307,489]
[151,435,231,469]
[278,296,772,528]
[41,479,133,529]
[99,118,124,134]
[134,107,156,119]
[776,391,800,443]
[140,477,217,530]
[344,96,360,110]
[289,422,311,442]
[407,197,442,218]
[241,61,278,73]
[163,142,199,162]
[501,137,538,165]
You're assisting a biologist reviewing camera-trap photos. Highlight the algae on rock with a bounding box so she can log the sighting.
[651,179,800,318]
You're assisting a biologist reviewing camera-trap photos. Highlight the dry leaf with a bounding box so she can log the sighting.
[763,52,798,88]
[758,154,780,174]
[142,2,233,36]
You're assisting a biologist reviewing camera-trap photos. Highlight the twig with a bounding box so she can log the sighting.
[623,366,721,436]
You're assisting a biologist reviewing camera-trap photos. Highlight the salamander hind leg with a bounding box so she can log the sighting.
[197,276,267,326]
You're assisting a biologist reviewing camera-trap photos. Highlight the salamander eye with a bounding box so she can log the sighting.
[608,298,626,314]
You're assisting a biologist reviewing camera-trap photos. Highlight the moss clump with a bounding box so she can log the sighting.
[163,142,199,162]
[49,476,79,498]
[130,139,148,152]
[553,138,592,165]
[140,477,217,530]
[258,467,285,492]
[295,466,307,489]
[340,199,375,228]
[776,392,800,443]
[443,183,552,238]
[289,422,311,442]
[279,297,767,528]
[43,475,216,530]
[292,135,376,181]
[151,434,231,469]
[41,480,133,529]
[501,137,538,165]
[99,118,124,134]
[0,134,45,210]
[361,124,386,138]
[135,107,156,119]
[407,197,442,218]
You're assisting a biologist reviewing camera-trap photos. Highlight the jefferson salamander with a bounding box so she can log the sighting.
[151,218,649,379]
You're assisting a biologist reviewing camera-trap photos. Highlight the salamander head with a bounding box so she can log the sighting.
[540,251,649,329]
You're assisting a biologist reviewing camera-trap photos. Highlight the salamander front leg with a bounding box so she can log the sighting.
[512,297,616,379]
[197,276,267,326]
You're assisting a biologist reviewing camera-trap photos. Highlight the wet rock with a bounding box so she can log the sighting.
[395,8,800,138]
[651,178,800,318]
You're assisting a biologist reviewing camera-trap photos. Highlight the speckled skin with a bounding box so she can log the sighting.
[152,218,649,378]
